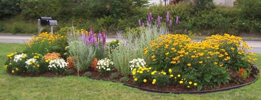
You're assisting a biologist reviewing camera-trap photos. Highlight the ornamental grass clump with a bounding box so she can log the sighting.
[111,24,168,76]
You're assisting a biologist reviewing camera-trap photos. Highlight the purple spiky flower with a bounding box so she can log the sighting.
[102,31,106,50]
[157,15,162,26]
[176,16,179,24]
[169,20,172,27]
[138,19,141,26]
[166,11,169,23]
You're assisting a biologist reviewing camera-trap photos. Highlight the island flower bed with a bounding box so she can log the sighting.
[3,12,260,93]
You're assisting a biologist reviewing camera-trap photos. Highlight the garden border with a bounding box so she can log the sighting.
[123,78,257,94]
[7,72,258,94]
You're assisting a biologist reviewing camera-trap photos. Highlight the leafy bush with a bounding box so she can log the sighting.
[134,34,258,90]
[193,0,215,11]
[83,72,92,77]
[24,32,68,58]
[110,73,120,79]
[5,52,49,75]
[68,41,96,74]
[120,77,129,83]
[67,28,97,74]
[237,0,261,19]
[0,0,21,18]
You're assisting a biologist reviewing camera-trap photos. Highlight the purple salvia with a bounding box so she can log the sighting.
[89,29,95,45]
[169,20,172,27]
[138,19,141,26]
[142,23,145,27]
[176,16,179,24]
[85,35,90,45]
[97,32,102,47]
[98,32,102,41]
[157,15,162,26]
[166,11,169,23]
[148,14,151,23]
[149,13,153,20]
[102,31,106,50]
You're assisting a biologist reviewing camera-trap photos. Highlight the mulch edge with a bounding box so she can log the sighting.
[6,71,258,94]
[123,78,258,94]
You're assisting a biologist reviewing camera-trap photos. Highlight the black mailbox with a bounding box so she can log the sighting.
[39,17,52,26]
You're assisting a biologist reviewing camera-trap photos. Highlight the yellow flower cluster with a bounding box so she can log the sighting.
[76,29,89,35]
[27,32,65,45]
[145,33,257,69]
[132,67,151,76]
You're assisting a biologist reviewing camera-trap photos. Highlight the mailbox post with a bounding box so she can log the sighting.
[49,20,58,34]
[38,17,57,34]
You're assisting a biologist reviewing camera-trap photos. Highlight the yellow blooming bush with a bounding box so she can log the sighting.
[24,32,68,58]
[139,33,258,90]
[4,52,49,75]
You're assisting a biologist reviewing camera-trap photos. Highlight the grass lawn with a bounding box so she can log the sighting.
[0,43,260,100]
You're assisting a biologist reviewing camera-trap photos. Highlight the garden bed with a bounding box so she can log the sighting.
[7,68,258,94]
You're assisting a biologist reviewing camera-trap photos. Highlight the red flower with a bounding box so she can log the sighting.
[239,68,245,74]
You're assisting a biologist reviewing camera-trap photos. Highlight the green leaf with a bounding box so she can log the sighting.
[204,74,212,82]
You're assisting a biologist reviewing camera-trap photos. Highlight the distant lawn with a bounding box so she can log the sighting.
[0,43,261,100]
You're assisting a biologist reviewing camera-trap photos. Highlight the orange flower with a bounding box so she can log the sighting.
[43,52,61,60]
[239,68,245,74]
[67,56,76,69]
[91,58,98,71]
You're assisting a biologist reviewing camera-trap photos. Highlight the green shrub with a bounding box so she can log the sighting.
[0,0,21,18]
[64,69,75,75]
[67,28,97,74]
[68,41,96,74]
[4,52,49,75]
[120,77,129,83]
[24,32,68,57]
[141,34,257,90]
[110,73,120,79]
[83,72,92,77]
[237,0,261,19]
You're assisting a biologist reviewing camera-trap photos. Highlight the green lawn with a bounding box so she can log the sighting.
[0,43,261,100]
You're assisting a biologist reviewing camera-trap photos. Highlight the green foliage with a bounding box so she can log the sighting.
[152,71,170,87]
[23,33,68,58]
[110,73,120,79]
[237,0,261,19]
[83,72,92,77]
[64,69,75,75]
[5,52,27,75]
[193,0,215,11]
[4,52,49,75]
[110,24,168,76]
[120,77,129,83]
[68,41,96,73]
[0,0,21,18]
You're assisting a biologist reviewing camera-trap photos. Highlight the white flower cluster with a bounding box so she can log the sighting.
[129,58,146,71]
[13,53,27,62]
[25,58,37,68]
[48,59,68,70]
[97,58,114,71]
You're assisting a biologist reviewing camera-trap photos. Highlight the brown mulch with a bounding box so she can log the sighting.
[7,69,257,93]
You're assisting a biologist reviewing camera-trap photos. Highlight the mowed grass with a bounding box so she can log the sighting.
[0,43,260,100]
